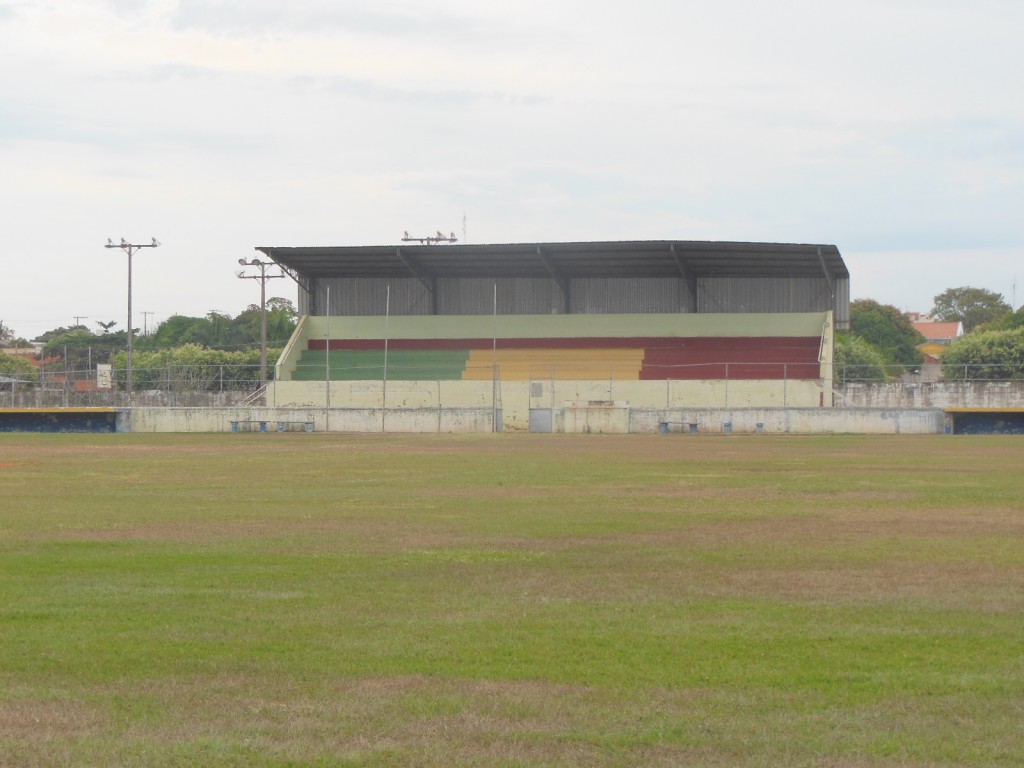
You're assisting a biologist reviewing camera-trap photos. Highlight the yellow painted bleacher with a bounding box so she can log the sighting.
[463,349,644,381]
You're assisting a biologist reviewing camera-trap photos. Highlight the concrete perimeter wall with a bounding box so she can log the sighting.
[630,407,944,435]
[266,378,829,431]
[840,381,1024,409]
[125,407,497,434]
[123,406,946,435]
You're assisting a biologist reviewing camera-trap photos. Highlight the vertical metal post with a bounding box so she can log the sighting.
[259,264,267,383]
[127,246,133,397]
[237,257,284,386]
[105,238,159,399]
[492,281,498,432]
[326,285,331,419]
[382,285,390,432]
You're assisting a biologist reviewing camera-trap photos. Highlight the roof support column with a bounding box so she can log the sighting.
[537,245,570,313]
[817,246,837,315]
[396,247,437,314]
[670,243,698,311]
[817,247,835,297]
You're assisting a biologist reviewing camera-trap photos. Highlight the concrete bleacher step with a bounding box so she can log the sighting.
[293,349,471,381]
[463,349,644,381]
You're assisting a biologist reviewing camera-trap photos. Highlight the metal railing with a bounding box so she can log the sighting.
[4,361,1024,409]
[2,364,266,408]
[836,363,1024,383]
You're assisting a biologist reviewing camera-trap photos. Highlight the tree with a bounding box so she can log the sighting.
[148,313,227,349]
[0,320,30,348]
[148,315,211,348]
[0,351,38,384]
[849,299,925,369]
[115,343,274,391]
[230,297,298,348]
[977,306,1024,332]
[833,334,889,383]
[34,324,88,343]
[930,286,1011,333]
[39,327,127,372]
[942,327,1024,380]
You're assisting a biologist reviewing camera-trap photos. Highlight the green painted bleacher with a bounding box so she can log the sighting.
[292,349,471,381]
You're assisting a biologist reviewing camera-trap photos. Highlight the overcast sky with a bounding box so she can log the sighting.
[2,0,1022,340]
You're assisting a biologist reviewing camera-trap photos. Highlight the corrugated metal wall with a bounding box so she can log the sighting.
[697,277,834,314]
[571,277,689,313]
[303,274,843,317]
[438,278,561,314]
[307,278,432,316]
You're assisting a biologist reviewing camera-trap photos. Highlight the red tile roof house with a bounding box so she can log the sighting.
[910,317,964,363]
[903,315,964,382]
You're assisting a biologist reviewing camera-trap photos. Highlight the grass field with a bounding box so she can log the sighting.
[1,432,1022,767]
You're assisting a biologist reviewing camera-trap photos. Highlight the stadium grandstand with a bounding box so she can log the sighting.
[255,240,849,431]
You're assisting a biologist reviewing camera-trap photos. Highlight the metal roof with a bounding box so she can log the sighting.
[256,240,848,281]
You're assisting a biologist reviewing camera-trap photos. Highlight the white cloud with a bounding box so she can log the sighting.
[1,0,1023,338]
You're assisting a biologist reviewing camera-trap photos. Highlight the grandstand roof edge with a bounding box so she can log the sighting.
[255,240,848,280]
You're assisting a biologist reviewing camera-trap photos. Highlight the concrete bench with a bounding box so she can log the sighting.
[230,419,269,433]
[658,421,698,434]
[230,420,314,433]
[276,420,314,433]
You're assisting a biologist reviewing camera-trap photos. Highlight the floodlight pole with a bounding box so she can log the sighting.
[237,258,285,385]
[105,237,159,398]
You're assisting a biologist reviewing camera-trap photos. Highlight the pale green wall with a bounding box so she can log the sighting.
[299,312,829,341]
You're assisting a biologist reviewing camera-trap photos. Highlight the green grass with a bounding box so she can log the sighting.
[1,433,1022,766]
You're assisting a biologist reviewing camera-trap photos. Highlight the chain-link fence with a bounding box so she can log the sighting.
[4,361,1024,409]
[837,362,1024,383]
[1,364,266,408]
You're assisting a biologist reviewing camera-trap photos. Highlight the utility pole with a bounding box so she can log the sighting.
[105,237,160,398]
[237,258,285,385]
[142,311,155,337]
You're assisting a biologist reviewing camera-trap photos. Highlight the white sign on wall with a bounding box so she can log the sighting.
[96,364,113,390]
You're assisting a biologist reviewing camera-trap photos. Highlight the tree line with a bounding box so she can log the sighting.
[0,299,298,386]
[5,288,1023,386]
[838,286,1023,382]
